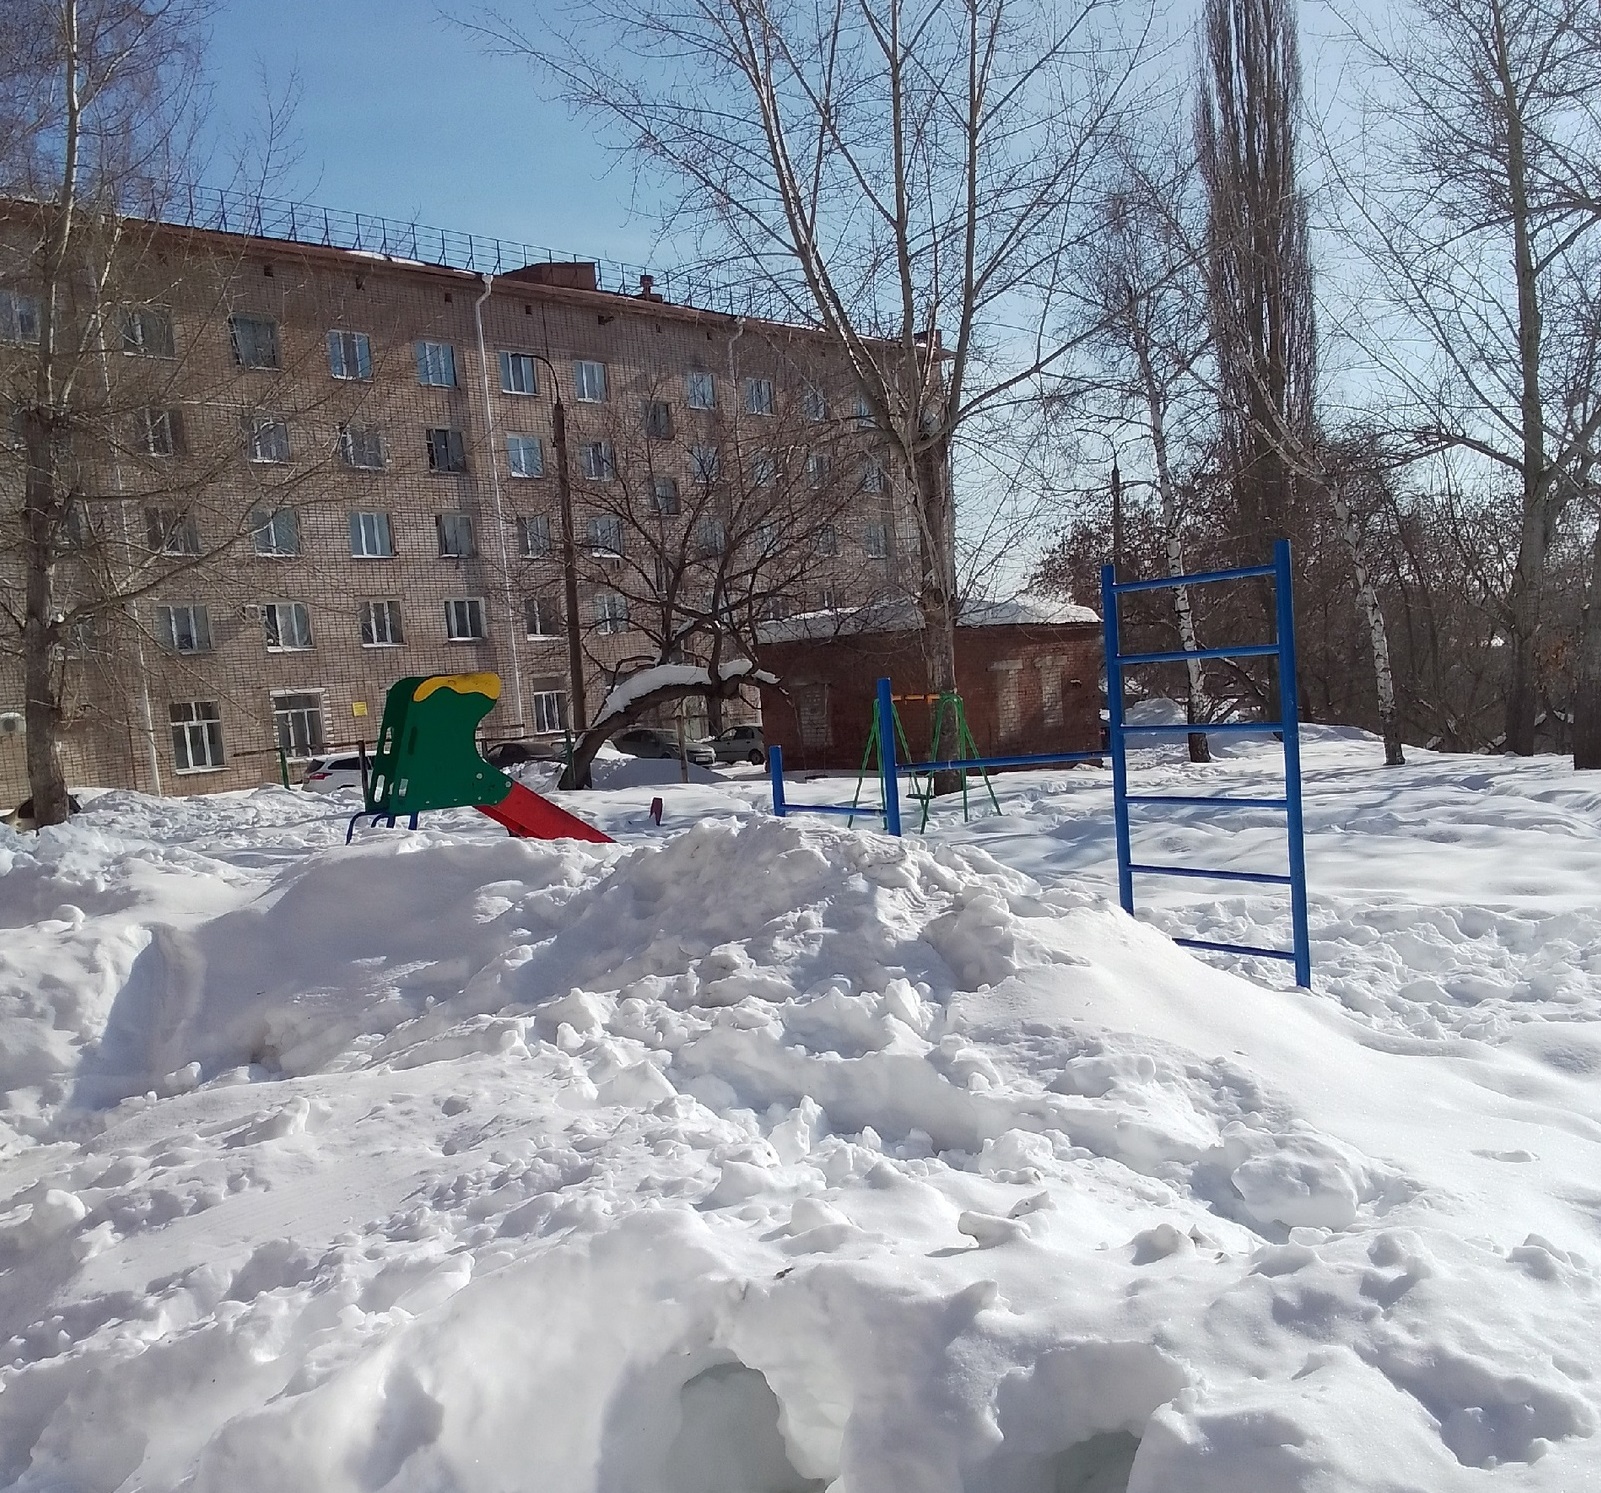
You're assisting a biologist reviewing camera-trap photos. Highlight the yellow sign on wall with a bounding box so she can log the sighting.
[352,701,369,717]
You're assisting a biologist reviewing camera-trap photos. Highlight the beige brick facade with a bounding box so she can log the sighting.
[0,216,917,803]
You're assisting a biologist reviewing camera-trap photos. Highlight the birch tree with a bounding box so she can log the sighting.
[1341,0,1601,757]
[473,0,1149,725]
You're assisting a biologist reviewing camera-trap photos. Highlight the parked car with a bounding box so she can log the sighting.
[484,739,564,768]
[706,724,767,766]
[612,727,717,767]
[301,754,365,793]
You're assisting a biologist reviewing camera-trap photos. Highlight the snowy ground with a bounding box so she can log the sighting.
[2,732,1599,1491]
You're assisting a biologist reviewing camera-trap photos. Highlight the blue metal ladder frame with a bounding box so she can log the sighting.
[1100,538,1312,988]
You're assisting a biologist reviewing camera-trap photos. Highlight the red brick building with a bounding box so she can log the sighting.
[759,599,1103,771]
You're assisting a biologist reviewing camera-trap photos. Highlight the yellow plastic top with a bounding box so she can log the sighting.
[413,672,502,703]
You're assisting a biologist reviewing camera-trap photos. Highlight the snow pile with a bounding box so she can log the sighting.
[0,756,1599,1490]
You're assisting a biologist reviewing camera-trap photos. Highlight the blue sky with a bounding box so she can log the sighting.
[205,1,665,270]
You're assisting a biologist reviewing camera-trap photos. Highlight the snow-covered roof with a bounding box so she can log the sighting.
[758,593,1098,644]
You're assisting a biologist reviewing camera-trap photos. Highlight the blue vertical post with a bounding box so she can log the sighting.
[1274,539,1312,988]
[876,677,902,836]
[1101,564,1134,915]
[769,745,787,818]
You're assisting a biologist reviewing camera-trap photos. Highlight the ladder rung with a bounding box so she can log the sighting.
[1128,862,1293,886]
[1119,721,1281,736]
[1172,936,1297,962]
[1115,642,1279,666]
[1112,561,1277,594]
[1124,795,1288,810]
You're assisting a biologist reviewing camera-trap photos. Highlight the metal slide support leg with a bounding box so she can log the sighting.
[1274,539,1312,988]
[1101,565,1135,915]
[876,678,902,837]
[770,745,787,818]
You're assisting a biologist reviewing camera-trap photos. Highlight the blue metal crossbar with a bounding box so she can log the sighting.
[768,678,904,832]
[900,750,1103,774]
[1101,539,1312,987]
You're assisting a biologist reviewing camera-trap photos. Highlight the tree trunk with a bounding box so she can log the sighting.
[21,412,70,825]
[915,439,962,795]
[1326,476,1405,765]
[1503,503,1550,755]
[1574,510,1601,769]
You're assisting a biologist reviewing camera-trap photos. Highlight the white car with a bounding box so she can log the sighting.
[301,754,366,793]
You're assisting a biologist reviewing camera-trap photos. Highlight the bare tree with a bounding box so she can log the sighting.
[1339,0,1601,758]
[471,0,1150,741]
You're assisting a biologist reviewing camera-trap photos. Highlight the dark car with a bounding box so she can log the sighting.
[612,727,717,768]
[484,739,565,768]
[706,724,767,766]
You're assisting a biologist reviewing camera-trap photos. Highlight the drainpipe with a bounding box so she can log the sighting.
[475,272,526,731]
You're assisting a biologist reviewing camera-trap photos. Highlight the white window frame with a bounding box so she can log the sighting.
[245,415,290,464]
[170,700,225,773]
[340,424,385,471]
[593,591,630,634]
[685,370,715,409]
[416,340,458,387]
[743,377,775,416]
[580,440,615,481]
[272,691,326,761]
[445,597,487,641]
[121,306,174,358]
[350,510,393,558]
[587,514,624,556]
[507,433,545,478]
[525,594,563,637]
[500,351,539,395]
[360,599,404,647]
[864,522,889,559]
[251,508,301,558]
[146,508,199,556]
[530,689,567,733]
[519,514,552,558]
[157,603,211,654]
[426,427,467,473]
[137,407,181,457]
[262,600,313,651]
[574,359,608,402]
[327,329,372,381]
[437,512,475,557]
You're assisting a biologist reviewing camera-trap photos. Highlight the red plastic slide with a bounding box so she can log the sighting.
[477,780,614,844]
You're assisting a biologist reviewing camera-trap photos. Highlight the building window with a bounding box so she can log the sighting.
[229,314,280,370]
[1040,666,1064,729]
[156,603,211,653]
[360,599,404,646]
[644,399,673,439]
[1,289,40,344]
[797,684,831,748]
[689,445,720,483]
[574,359,608,402]
[743,377,775,416]
[807,451,830,487]
[251,508,301,557]
[761,595,790,622]
[593,591,629,634]
[853,393,876,429]
[273,692,325,759]
[436,512,475,557]
[518,514,552,557]
[136,407,183,456]
[416,340,458,387]
[685,370,715,409]
[426,427,467,473]
[819,584,839,611]
[750,451,777,488]
[530,689,567,733]
[146,508,200,555]
[500,351,539,395]
[757,520,780,555]
[525,594,563,636]
[170,701,224,772]
[340,424,385,470]
[864,521,889,559]
[245,415,291,464]
[507,434,544,477]
[587,514,623,556]
[347,511,393,559]
[445,597,487,641]
[122,306,174,358]
[262,600,313,651]
[327,329,372,380]
[694,518,727,557]
[803,386,828,422]
[580,440,615,480]
[815,523,838,556]
[651,477,680,515]
[862,459,885,493]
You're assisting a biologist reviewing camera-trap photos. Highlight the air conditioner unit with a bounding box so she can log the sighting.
[0,711,23,737]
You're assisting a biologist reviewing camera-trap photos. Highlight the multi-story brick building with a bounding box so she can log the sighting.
[0,202,917,803]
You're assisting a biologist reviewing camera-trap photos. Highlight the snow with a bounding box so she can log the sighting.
[1,735,1600,1490]
[759,593,1097,642]
[592,660,773,732]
